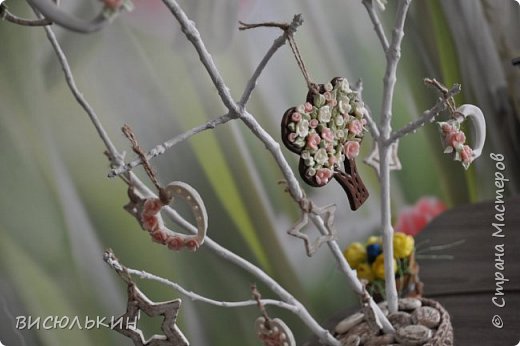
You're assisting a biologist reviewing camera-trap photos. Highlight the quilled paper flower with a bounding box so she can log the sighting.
[366,243,382,264]
[344,231,415,284]
[356,263,375,282]
[344,242,367,269]
[393,232,415,259]
[372,254,398,280]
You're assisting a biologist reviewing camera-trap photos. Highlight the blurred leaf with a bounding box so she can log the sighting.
[0,232,93,346]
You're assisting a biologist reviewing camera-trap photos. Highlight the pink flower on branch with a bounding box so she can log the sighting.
[343,141,360,160]
[315,168,333,185]
[321,128,334,142]
[460,145,473,166]
[348,119,364,136]
[307,133,321,150]
[446,131,466,149]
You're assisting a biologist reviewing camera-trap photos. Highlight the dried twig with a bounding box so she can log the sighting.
[361,0,389,52]
[160,0,392,336]
[27,0,116,33]
[374,0,412,315]
[40,15,124,167]
[387,83,461,144]
[1,2,52,26]
[42,16,339,345]
[104,250,298,312]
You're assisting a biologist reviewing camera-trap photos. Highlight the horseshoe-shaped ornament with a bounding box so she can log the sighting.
[129,181,208,251]
[455,104,486,160]
[255,317,296,346]
[437,104,486,169]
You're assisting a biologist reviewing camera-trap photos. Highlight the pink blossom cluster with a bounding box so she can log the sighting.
[438,120,474,169]
[285,78,368,186]
[140,198,200,251]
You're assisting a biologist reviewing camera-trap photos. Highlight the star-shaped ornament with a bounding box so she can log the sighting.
[112,283,189,346]
[288,203,336,256]
[364,140,402,176]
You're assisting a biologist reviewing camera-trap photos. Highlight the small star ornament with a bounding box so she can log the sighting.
[364,140,402,176]
[288,203,336,256]
[112,283,189,346]
[281,77,370,210]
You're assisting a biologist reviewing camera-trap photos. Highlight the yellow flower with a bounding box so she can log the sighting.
[371,254,397,280]
[343,242,367,269]
[393,232,415,258]
[356,263,375,282]
[367,235,382,245]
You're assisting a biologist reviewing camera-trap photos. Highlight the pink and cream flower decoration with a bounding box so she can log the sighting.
[281,78,367,185]
[436,104,486,170]
[281,77,371,210]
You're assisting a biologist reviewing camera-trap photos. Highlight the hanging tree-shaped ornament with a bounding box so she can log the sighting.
[281,77,370,210]
[238,18,370,210]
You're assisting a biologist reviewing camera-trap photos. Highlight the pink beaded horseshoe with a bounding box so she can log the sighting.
[126,182,208,251]
[255,317,296,346]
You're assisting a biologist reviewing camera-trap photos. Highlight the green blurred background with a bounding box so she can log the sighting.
[0,0,518,345]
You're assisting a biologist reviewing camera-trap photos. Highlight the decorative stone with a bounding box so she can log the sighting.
[340,334,360,346]
[388,311,413,329]
[365,334,395,346]
[344,322,376,344]
[412,306,441,328]
[395,325,432,345]
[362,305,381,334]
[398,298,422,311]
[335,312,364,334]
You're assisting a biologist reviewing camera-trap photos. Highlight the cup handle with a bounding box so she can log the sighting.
[455,104,486,160]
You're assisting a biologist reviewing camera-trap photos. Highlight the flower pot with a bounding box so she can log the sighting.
[333,297,453,346]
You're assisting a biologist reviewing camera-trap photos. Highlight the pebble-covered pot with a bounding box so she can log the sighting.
[334,298,453,346]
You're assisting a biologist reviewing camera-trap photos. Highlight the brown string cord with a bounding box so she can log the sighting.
[287,34,318,94]
[251,284,272,330]
[239,18,318,94]
[122,124,169,203]
[424,78,459,119]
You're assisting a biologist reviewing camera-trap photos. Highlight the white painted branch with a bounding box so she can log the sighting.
[361,0,390,52]
[108,112,234,177]
[42,21,124,167]
[364,107,381,139]
[239,15,303,106]
[161,0,394,334]
[105,253,299,313]
[309,213,394,334]
[43,21,340,346]
[377,0,412,315]
[108,15,302,179]
[387,84,461,144]
[129,177,340,346]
